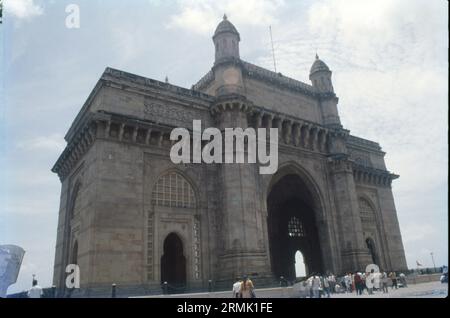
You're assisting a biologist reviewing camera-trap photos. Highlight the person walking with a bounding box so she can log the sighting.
[307,276,313,298]
[27,280,43,299]
[328,274,336,294]
[373,270,381,292]
[344,273,352,293]
[354,273,363,295]
[240,276,255,298]
[311,274,321,298]
[389,272,398,290]
[321,275,330,298]
[232,277,242,298]
[399,273,407,287]
[367,270,375,295]
[381,272,389,293]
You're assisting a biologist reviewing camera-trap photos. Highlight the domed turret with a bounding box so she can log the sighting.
[213,14,240,40]
[310,54,330,74]
[213,15,240,64]
[309,54,334,93]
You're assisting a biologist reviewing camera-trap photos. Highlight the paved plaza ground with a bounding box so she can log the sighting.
[140,281,447,298]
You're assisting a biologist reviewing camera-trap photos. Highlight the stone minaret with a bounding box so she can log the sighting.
[310,55,341,128]
[213,14,240,63]
[211,14,245,97]
[211,16,272,283]
[311,56,374,272]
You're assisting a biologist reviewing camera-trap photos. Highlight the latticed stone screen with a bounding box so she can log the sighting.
[359,198,376,222]
[288,216,305,237]
[152,172,196,208]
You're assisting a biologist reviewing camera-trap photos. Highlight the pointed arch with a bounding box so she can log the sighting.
[266,162,329,279]
[266,161,326,216]
[358,196,382,266]
[161,232,187,288]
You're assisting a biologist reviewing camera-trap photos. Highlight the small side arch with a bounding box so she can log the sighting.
[160,232,187,289]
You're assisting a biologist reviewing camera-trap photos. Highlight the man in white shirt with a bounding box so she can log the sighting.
[27,280,43,298]
[311,275,321,298]
[232,278,242,298]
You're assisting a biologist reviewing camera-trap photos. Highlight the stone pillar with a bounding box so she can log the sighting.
[303,125,310,149]
[377,185,408,271]
[213,96,272,283]
[284,121,292,145]
[292,123,300,147]
[145,128,152,145]
[265,114,273,140]
[328,131,372,273]
[275,118,283,143]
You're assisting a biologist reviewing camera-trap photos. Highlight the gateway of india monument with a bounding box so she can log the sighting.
[51,16,407,296]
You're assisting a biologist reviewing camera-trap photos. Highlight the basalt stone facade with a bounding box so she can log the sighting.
[52,16,407,297]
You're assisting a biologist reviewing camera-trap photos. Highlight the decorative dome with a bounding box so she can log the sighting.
[310,54,330,74]
[213,14,240,40]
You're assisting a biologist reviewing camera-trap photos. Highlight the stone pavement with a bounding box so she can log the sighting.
[136,281,447,298]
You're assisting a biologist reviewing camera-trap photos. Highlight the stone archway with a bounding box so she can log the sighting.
[161,233,186,291]
[267,172,324,281]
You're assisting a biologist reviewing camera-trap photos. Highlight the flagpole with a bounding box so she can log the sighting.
[430,252,436,273]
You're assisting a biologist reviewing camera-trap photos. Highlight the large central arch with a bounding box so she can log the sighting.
[266,164,325,280]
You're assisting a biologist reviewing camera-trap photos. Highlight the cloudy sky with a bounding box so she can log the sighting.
[1,0,447,293]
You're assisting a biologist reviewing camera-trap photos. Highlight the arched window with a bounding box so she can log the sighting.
[295,250,307,278]
[288,216,305,237]
[152,172,196,208]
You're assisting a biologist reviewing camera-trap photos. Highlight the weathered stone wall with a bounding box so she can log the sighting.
[242,77,321,124]
[53,62,407,296]
[53,140,99,291]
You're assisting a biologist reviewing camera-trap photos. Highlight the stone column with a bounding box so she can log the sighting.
[328,131,372,273]
[275,117,283,143]
[303,125,310,149]
[213,96,272,284]
[284,121,292,145]
[292,123,301,147]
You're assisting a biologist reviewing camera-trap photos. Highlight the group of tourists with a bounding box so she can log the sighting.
[299,271,408,298]
[230,270,408,298]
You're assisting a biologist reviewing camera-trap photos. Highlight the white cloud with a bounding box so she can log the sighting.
[5,0,43,19]
[166,0,285,35]
[16,134,65,153]
[251,0,448,269]
[402,224,436,244]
